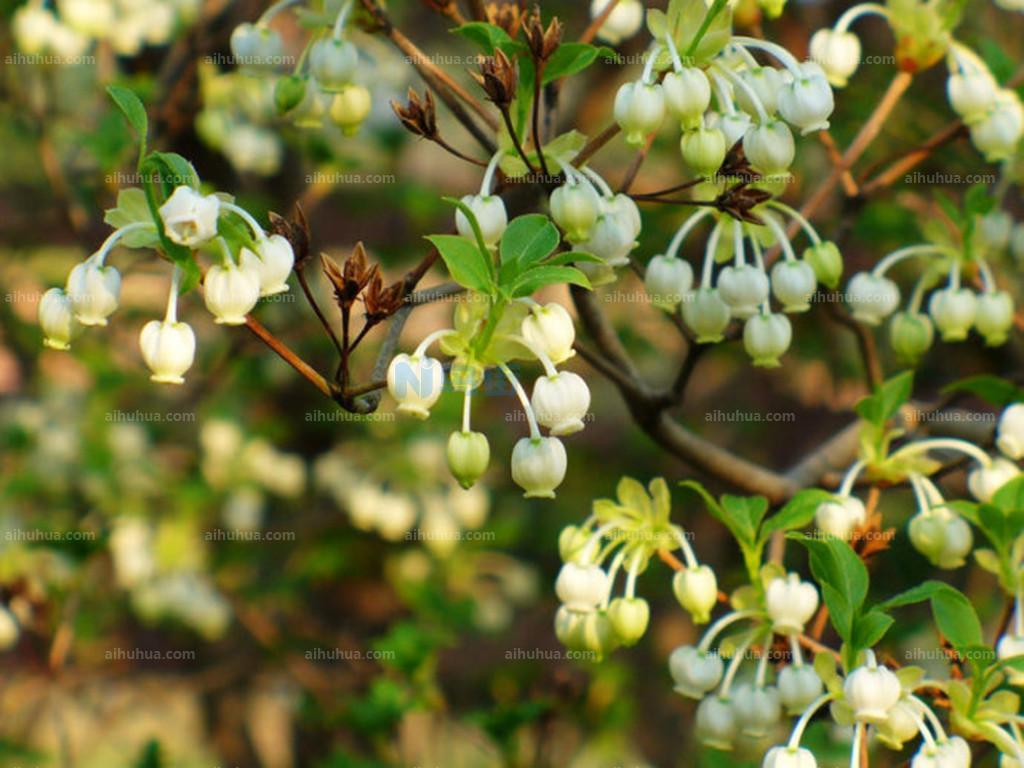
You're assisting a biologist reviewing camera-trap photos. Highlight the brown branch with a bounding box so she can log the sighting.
[244,316,335,399]
[579,0,620,45]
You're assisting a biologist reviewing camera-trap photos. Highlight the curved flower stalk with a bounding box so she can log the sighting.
[387,186,593,499]
[809,3,1023,162]
[39,157,295,385]
[228,0,373,135]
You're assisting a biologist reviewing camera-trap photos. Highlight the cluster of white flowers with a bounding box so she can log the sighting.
[845,215,1018,362]
[38,185,295,385]
[314,441,489,557]
[811,6,1023,162]
[13,0,198,59]
[229,0,372,135]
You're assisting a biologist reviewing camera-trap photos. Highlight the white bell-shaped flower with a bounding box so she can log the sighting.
[672,564,718,624]
[522,303,576,365]
[555,562,608,612]
[680,126,727,178]
[139,319,196,385]
[695,696,737,750]
[948,71,998,120]
[645,255,694,311]
[203,261,261,325]
[731,684,782,737]
[766,573,818,635]
[929,287,978,341]
[778,62,835,135]
[240,235,295,297]
[511,436,567,498]
[550,181,601,244]
[663,67,712,129]
[715,111,752,147]
[911,737,972,768]
[590,0,644,45]
[682,288,732,343]
[309,38,359,92]
[608,596,649,645]
[890,311,935,362]
[456,194,508,248]
[970,90,1024,162]
[66,260,121,326]
[614,80,666,146]
[968,457,1020,502]
[158,186,221,247]
[997,633,1024,685]
[810,28,861,88]
[778,664,824,715]
[909,508,974,569]
[736,67,787,116]
[846,272,900,325]
[743,312,793,368]
[763,746,818,768]
[532,371,591,436]
[975,291,1014,346]
[743,120,795,178]
[844,656,902,724]
[996,404,1024,460]
[386,353,445,419]
[718,265,770,319]
[38,288,81,350]
[771,260,817,313]
[230,22,284,72]
[815,495,866,539]
[669,645,724,699]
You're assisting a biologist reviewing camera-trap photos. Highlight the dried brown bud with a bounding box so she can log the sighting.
[715,183,774,225]
[420,0,458,16]
[322,243,377,310]
[363,272,406,325]
[718,141,758,183]
[473,49,517,108]
[268,206,311,269]
[486,2,525,37]
[391,88,438,139]
[522,8,562,62]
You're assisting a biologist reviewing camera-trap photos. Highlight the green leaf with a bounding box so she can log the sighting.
[107,85,148,161]
[993,478,1024,514]
[103,189,160,248]
[761,489,833,538]
[721,495,769,548]
[852,608,895,651]
[879,581,983,655]
[133,740,164,768]
[543,251,605,266]
[453,22,523,56]
[943,375,1024,406]
[542,43,610,85]
[426,235,494,294]
[855,371,914,426]
[499,214,560,267]
[147,151,200,192]
[509,265,590,298]
[788,533,868,643]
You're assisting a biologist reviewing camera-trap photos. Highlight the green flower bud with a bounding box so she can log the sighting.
[558,525,590,562]
[607,596,650,646]
[889,311,934,363]
[803,241,843,290]
[329,84,372,135]
[275,75,307,116]
[446,431,490,489]
[580,610,619,660]
[680,126,727,178]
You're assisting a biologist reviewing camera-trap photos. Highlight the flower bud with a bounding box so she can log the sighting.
[803,241,843,289]
[0,605,19,651]
[580,610,619,659]
[13,6,58,55]
[672,565,718,624]
[732,684,782,737]
[911,737,972,768]
[240,235,295,296]
[38,288,81,350]
[614,81,666,146]
[66,260,121,327]
[968,457,1020,503]
[645,255,694,310]
[669,645,724,699]
[159,186,221,247]
[815,495,866,540]
[695,696,737,750]
[511,436,567,498]
[607,193,642,240]
[948,71,998,121]
[550,181,601,244]
[203,262,260,325]
[329,84,372,134]
[846,272,900,325]
[997,404,1024,460]
[715,111,752,148]
[736,67,787,116]
[456,194,508,248]
[777,665,824,715]
[522,303,576,365]
[771,260,817,313]
[997,634,1024,686]
[590,0,644,45]
[975,291,1015,346]
[810,28,862,88]
[766,573,818,635]
[844,659,901,724]
[778,63,834,135]
[532,371,591,436]
[663,67,712,129]
[230,23,283,72]
[929,287,978,342]
[877,699,923,749]
[764,746,818,768]
[446,430,490,489]
[743,120,795,178]
[682,288,732,343]
[559,525,590,562]
[889,312,935,362]
[743,313,792,368]
[310,38,359,92]
[555,605,587,648]
[908,508,973,569]
[979,209,1013,251]
[555,562,608,611]
[970,90,1024,162]
[608,596,650,645]
[680,126,727,178]
[718,265,770,319]
[275,75,307,115]
[139,320,196,385]
[387,353,445,418]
